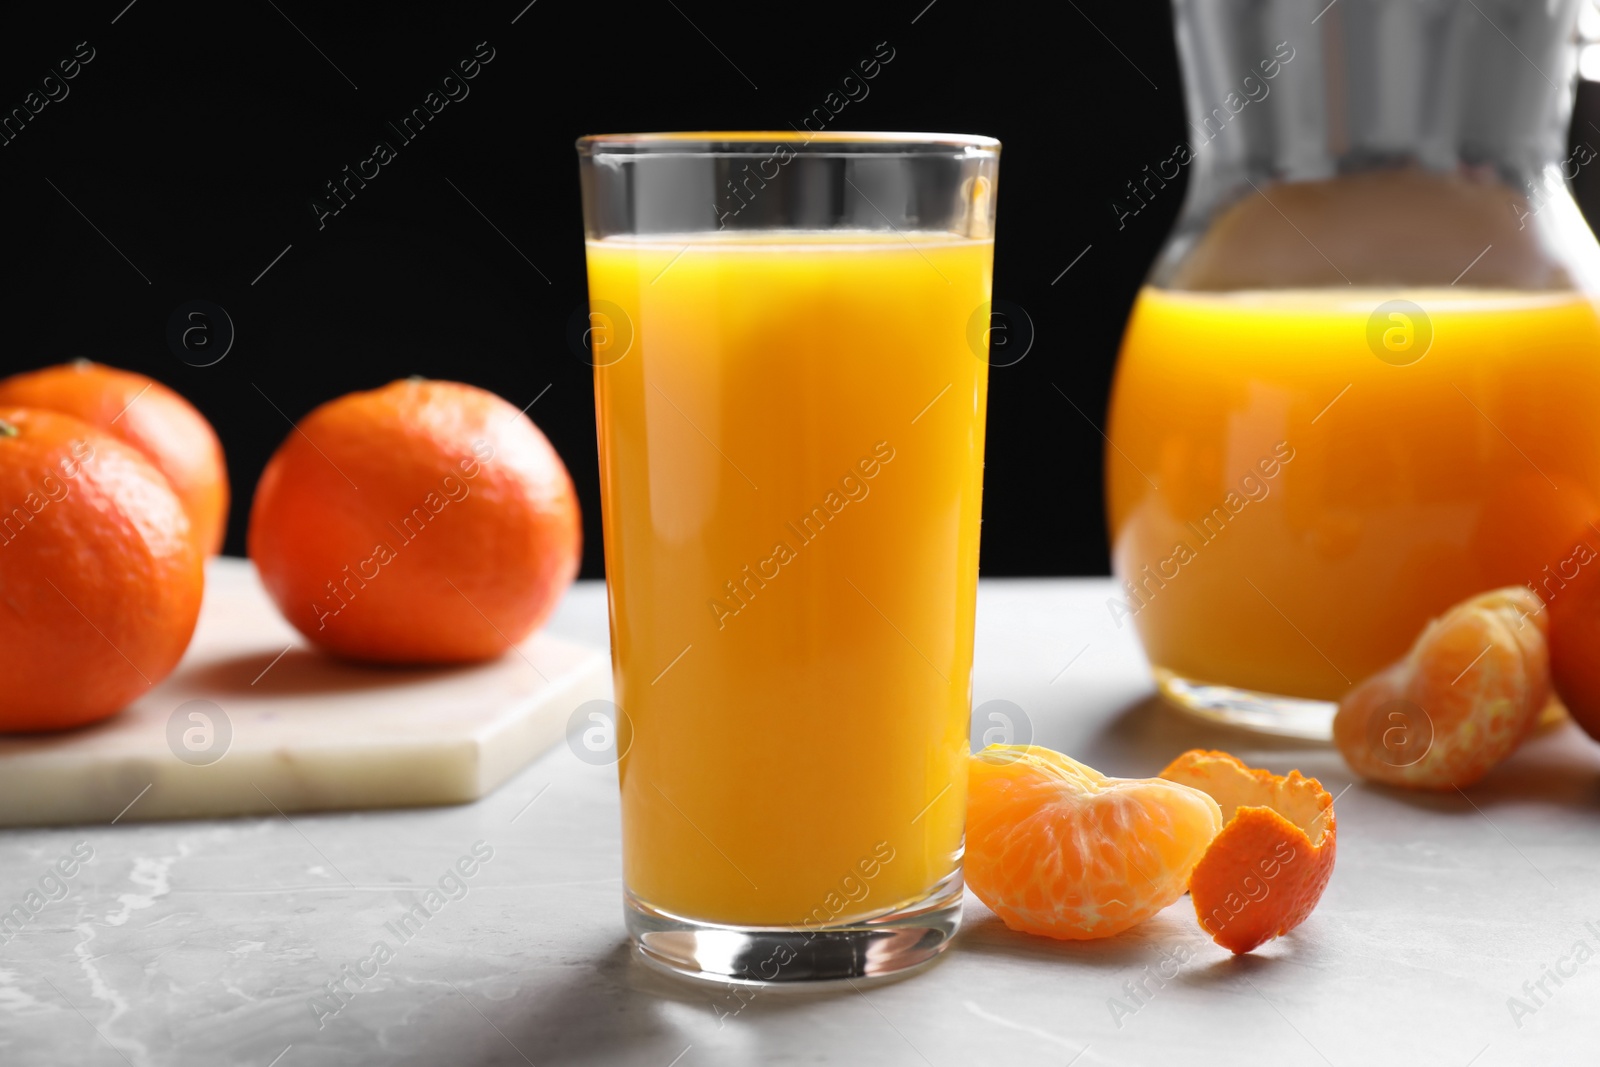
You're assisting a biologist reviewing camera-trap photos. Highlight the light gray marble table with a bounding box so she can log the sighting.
[2,577,1598,1066]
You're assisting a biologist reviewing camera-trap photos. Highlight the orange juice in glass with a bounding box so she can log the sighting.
[577,133,999,984]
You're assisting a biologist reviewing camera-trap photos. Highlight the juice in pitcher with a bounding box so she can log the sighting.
[1108,286,1600,704]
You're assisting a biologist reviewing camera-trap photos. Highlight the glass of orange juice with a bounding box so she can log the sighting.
[1107,0,1600,737]
[576,132,999,984]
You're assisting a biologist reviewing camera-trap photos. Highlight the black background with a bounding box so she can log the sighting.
[3,1,1598,578]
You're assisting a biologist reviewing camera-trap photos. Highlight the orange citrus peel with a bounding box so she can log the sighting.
[966,745,1223,940]
[1160,749,1337,955]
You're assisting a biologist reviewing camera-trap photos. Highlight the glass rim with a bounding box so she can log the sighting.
[576,130,1000,158]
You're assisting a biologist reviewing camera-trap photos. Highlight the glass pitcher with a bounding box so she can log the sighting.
[1106,0,1600,736]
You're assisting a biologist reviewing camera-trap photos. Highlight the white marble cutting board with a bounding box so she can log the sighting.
[0,557,610,827]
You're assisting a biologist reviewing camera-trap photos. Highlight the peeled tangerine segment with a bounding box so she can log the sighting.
[1333,587,1550,790]
[1161,750,1337,955]
[965,746,1223,940]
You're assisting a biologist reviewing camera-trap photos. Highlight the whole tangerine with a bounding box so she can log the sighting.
[0,409,204,731]
[0,361,230,555]
[1544,553,1600,743]
[247,379,581,664]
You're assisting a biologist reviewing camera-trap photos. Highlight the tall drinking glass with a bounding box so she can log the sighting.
[577,132,999,984]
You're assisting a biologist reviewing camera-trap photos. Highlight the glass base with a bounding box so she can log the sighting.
[625,872,963,987]
[1154,668,1336,741]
